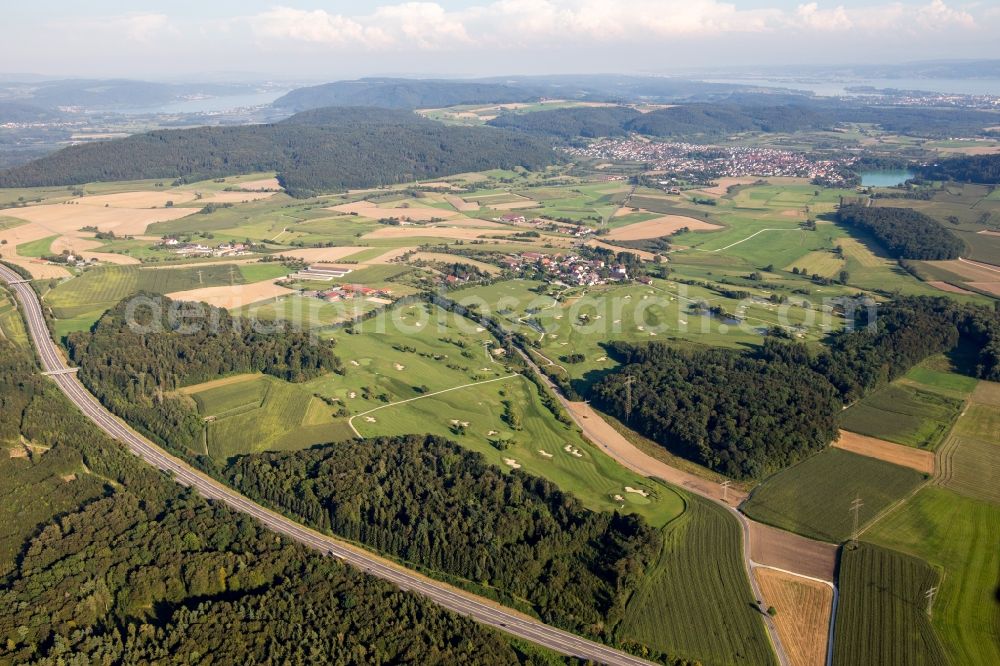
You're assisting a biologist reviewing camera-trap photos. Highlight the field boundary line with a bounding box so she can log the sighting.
[347,373,519,436]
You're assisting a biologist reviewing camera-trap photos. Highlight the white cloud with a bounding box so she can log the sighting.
[793,3,853,31]
[243,1,984,51]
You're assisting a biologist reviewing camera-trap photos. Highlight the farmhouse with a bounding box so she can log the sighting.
[290,264,355,281]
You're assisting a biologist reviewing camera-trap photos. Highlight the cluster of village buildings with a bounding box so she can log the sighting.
[159,237,253,258]
[495,213,596,238]
[567,139,856,185]
[501,251,644,287]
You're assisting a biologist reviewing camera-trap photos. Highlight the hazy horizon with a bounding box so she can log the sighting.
[4,1,999,80]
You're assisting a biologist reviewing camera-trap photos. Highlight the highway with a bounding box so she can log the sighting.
[0,263,659,666]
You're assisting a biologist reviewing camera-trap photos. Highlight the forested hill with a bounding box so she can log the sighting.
[273,77,540,111]
[486,103,1000,140]
[225,434,662,641]
[913,154,1000,184]
[0,338,541,665]
[837,204,965,260]
[488,107,642,139]
[0,107,559,196]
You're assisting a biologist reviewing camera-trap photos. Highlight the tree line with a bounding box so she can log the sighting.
[0,338,543,665]
[837,204,965,260]
[912,154,1000,184]
[0,107,560,197]
[593,296,1000,479]
[225,434,663,643]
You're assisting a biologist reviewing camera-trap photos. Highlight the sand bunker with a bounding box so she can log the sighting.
[624,486,649,497]
[563,444,583,458]
[503,458,521,469]
[538,450,553,459]
[607,215,719,240]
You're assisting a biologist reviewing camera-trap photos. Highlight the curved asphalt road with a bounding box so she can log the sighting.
[0,264,658,666]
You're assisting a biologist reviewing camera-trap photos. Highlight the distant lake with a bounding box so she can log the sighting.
[122,90,290,115]
[704,77,1000,97]
[860,169,914,187]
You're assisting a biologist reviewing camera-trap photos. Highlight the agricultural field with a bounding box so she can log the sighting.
[619,495,775,666]
[0,287,27,345]
[866,487,1000,666]
[43,263,255,333]
[181,374,353,460]
[15,234,57,258]
[839,384,965,450]
[741,449,927,543]
[833,542,949,666]
[937,382,1000,504]
[457,276,845,392]
[237,293,383,329]
[753,568,832,666]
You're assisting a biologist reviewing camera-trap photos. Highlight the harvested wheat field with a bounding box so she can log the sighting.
[926,281,976,295]
[834,430,935,474]
[585,239,659,262]
[0,223,72,278]
[696,177,760,197]
[362,226,520,241]
[166,279,295,309]
[971,380,1000,407]
[193,190,277,204]
[328,200,459,221]
[76,190,198,208]
[237,177,282,191]
[747,520,838,582]
[608,215,719,240]
[5,201,197,236]
[754,567,833,666]
[487,199,541,211]
[365,247,417,264]
[277,246,373,263]
[444,195,479,212]
[49,236,141,265]
[927,258,1000,282]
[966,281,1000,297]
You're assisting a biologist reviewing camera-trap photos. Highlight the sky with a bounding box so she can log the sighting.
[3,1,999,80]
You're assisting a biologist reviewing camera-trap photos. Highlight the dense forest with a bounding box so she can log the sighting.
[487,103,1000,141]
[591,341,841,479]
[0,337,544,665]
[226,435,662,641]
[837,204,965,260]
[488,107,641,139]
[66,294,341,454]
[273,77,540,111]
[594,297,1000,478]
[0,107,559,196]
[912,154,1000,184]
